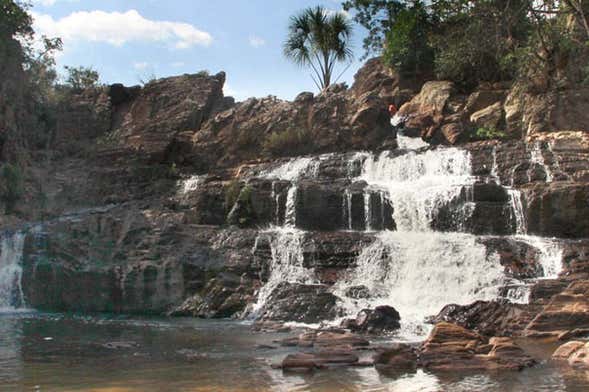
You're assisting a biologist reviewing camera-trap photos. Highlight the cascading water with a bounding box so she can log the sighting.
[334,231,509,338]
[250,228,315,315]
[358,147,474,232]
[0,232,26,311]
[528,142,553,182]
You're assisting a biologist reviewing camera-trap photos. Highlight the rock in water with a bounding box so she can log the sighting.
[256,282,341,324]
[420,322,535,371]
[347,306,401,334]
[552,341,589,369]
[373,343,418,372]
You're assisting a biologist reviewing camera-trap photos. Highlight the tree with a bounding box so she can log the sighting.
[342,0,406,59]
[64,65,100,91]
[283,6,354,90]
[382,1,434,76]
[0,0,33,41]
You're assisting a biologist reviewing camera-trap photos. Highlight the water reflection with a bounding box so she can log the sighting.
[1,313,589,391]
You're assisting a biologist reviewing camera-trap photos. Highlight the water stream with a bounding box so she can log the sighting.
[0,232,26,312]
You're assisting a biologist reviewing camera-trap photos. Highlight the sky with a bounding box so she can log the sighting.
[29,0,370,101]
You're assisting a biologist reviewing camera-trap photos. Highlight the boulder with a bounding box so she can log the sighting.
[348,306,401,334]
[552,341,589,369]
[373,343,418,372]
[470,101,504,131]
[256,282,341,324]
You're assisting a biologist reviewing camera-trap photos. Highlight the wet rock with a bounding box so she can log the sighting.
[524,183,589,238]
[552,341,589,369]
[470,101,504,131]
[431,300,530,337]
[373,343,418,372]
[256,283,341,324]
[344,285,371,299]
[348,306,401,334]
[277,330,369,348]
[280,350,359,371]
[525,280,589,337]
[420,322,535,371]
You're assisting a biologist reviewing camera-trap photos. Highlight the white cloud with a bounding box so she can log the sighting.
[248,35,266,48]
[171,61,185,67]
[133,62,149,70]
[31,10,213,49]
[31,0,79,7]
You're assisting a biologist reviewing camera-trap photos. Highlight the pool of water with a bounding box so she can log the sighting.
[1,312,589,391]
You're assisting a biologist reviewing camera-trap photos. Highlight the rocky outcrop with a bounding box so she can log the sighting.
[431,300,532,337]
[110,72,227,162]
[175,78,395,171]
[525,280,589,337]
[420,322,535,371]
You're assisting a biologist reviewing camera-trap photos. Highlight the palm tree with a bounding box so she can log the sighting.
[283,6,354,91]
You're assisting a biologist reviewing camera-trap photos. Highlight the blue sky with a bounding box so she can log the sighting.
[30,0,369,101]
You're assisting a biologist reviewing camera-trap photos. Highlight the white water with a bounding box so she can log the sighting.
[250,227,315,315]
[0,232,26,311]
[358,148,474,232]
[528,142,553,182]
[516,235,563,279]
[508,189,528,235]
[178,175,204,196]
[333,231,509,339]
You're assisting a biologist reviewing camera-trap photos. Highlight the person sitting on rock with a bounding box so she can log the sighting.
[388,103,398,117]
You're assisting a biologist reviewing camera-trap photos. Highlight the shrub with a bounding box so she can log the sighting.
[472,127,507,141]
[263,128,312,157]
[0,163,24,214]
[64,65,99,91]
[224,179,241,212]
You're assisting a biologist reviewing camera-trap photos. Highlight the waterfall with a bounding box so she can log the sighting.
[516,236,563,279]
[528,142,553,182]
[250,228,315,315]
[358,148,474,232]
[178,175,204,195]
[284,186,298,227]
[508,189,528,235]
[334,231,508,338]
[0,232,26,311]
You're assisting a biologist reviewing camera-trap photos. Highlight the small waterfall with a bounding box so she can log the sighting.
[528,142,553,182]
[334,231,509,338]
[250,228,315,315]
[508,189,528,235]
[0,232,26,311]
[343,189,353,230]
[517,236,563,279]
[397,133,429,150]
[284,186,298,227]
[363,193,373,232]
[489,146,499,184]
[358,148,474,232]
[178,175,203,194]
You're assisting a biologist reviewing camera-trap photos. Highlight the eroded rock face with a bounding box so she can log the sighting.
[420,322,536,371]
[525,280,589,337]
[112,72,227,162]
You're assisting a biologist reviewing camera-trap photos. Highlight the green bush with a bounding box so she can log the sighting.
[1,163,24,214]
[64,65,99,91]
[472,127,507,141]
[263,128,312,157]
[224,179,241,212]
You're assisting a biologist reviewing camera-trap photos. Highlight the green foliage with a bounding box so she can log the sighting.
[263,128,312,157]
[64,65,100,91]
[342,0,406,59]
[224,180,242,212]
[0,0,33,41]
[382,1,434,76]
[472,127,507,141]
[0,163,24,214]
[284,6,354,90]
